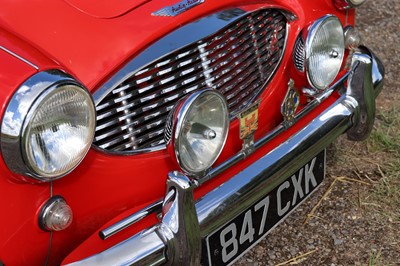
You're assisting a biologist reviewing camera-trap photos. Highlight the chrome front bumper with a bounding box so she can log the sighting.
[66,47,384,266]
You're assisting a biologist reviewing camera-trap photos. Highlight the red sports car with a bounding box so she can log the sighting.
[0,0,384,265]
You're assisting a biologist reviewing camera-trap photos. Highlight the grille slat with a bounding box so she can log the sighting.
[94,9,287,153]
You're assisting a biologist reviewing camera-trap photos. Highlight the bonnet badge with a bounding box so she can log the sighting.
[281,79,300,124]
[239,102,260,140]
[238,100,260,156]
[152,0,205,16]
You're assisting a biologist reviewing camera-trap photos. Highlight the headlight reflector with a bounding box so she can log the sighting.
[166,90,229,177]
[1,70,95,182]
[305,15,345,90]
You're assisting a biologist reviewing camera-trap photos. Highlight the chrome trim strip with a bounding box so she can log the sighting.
[0,45,39,70]
[99,200,162,240]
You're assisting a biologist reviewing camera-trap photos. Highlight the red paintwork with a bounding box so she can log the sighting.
[62,0,151,18]
[0,0,355,265]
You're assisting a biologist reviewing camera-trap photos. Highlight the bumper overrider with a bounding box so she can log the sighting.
[67,47,384,265]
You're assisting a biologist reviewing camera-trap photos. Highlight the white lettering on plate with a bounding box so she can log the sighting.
[216,156,320,263]
[305,157,317,194]
[291,168,304,205]
[254,196,270,235]
[277,157,317,217]
[220,223,238,263]
[239,210,255,244]
[277,181,290,216]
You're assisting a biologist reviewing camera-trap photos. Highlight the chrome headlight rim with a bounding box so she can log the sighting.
[305,15,345,90]
[166,89,229,178]
[0,70,96,182]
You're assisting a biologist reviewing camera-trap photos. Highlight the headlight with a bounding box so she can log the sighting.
[1,70,95,181]
[166,89,229,177]
[305,15,345,90]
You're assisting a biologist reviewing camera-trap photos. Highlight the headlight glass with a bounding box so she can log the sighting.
[23,84,95,179]
[306,15,345,90]
[1,70,96,182]
[169,90,229,177]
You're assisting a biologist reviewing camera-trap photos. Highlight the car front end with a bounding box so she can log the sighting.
[0,0,384,265]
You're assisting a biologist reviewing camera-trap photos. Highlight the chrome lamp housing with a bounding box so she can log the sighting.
[0,70,96,182]
[165,89,229,178]
[304,15,345,90]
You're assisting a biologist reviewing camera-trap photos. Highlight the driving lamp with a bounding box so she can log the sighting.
[1,70,96,182]
[305,15,345,90]
[344,26,362,49]
[165,89,229,177]
[333,0,367,10]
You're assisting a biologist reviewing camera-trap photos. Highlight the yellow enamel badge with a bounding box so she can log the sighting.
[239,101,260,139]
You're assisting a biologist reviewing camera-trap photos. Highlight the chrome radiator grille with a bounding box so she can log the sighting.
[94,9,287,153]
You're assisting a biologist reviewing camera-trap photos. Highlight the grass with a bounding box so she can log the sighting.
[363,107,400,264]
[369,107,400,154]
[367,108,400,214]
[369,248,383,266]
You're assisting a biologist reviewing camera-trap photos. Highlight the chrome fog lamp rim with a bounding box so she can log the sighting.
[305,15,345,90]
[0,70,96,182]
[166,89,229,178]
[333,0,366,10]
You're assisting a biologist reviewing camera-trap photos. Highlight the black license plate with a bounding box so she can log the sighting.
[205,150,326,265]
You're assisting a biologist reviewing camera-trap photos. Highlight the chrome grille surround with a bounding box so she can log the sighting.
[93,8,288,153]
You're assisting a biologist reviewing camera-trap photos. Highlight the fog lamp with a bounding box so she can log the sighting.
[344,26,362,49]
[305,15,345,90]
[165,90,229,177]
[39,196,73,231]
[333,0,367,10]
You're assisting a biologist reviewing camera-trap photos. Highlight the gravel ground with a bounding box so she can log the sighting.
[235,1,400,265]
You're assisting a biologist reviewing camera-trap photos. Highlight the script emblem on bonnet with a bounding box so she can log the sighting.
[152,0,205,16]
